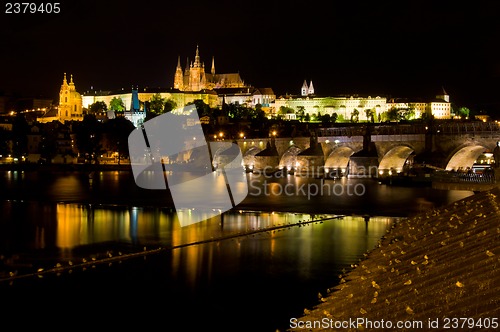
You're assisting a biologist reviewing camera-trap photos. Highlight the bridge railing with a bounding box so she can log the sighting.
[317,124,427,137]
[373,124,427,135]
[317,121,500,137]
[432,170,496,184]
[317,127,365,137]
[434,121,500,135]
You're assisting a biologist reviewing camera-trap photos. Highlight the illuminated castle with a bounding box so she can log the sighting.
[173,45,247,92]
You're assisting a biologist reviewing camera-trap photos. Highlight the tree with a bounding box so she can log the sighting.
[386,107,400,122]
[421,112,435,123]
[365,108,375,122]
[74,114,104,164]
[0,128,9,156]
[187,99,212,119]
[102,117,135,164]
[401,108,415,121]
[458,107,470,119]
[296,106,305,121]
[279,106,294,115]
[145,93,166,120]
[351,109,359,123]
[39,124,59,163]
[227,103,248,120]
[89,101,107,116]
[163,99,177,114]
[109,97,125,112]
[321,114,331,126]
[11,112,29,159]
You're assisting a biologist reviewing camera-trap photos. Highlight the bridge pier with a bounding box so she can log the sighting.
[231,122,500,178]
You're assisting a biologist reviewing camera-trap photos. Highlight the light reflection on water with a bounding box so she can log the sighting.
[0,170,473,331]
[1,200,395,279]
[18,202,394,252]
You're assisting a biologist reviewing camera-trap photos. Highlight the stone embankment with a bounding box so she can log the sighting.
[288,187,500,331]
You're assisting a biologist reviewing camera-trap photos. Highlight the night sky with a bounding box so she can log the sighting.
[1,0,499,112]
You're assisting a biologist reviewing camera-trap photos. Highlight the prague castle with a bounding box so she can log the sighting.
[36,46,451,126]
[79,46,274,126]
[174,45,246,92]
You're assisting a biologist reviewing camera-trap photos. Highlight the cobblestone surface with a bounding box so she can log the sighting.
[288,187,500,331]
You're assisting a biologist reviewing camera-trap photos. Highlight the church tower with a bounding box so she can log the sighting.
[436,86,449,102]
[301,80,308,96]
[174,56,184,90]
[58,73,83,122]
[308,81,315,95]
[188,45,204,91]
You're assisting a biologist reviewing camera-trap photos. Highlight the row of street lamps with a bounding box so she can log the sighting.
[212,130,277,141]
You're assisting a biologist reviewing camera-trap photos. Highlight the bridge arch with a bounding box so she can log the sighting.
[378,145,415,174]
[242,146,263,168]
[445,144,488,171]
[279,145,302,170]
[324,146,355,174]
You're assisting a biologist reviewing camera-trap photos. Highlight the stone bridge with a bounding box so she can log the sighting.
[215,121,500,177]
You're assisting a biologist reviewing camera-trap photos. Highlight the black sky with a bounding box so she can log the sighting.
[1,0,499,112]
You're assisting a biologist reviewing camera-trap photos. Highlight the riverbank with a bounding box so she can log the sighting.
[288,187,499,331]
[0,162,133,172]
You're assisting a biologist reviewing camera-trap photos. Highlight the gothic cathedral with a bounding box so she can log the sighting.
[173,45,248,92]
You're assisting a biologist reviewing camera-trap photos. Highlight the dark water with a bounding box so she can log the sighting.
[0,170,473,331]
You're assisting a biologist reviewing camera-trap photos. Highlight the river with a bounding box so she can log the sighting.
[0,169,473,331]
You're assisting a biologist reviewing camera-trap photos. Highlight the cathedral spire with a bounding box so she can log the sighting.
[69,74,76,91]
[194,45,201,67]
[174,56,184,90]
[308,80,314,95]
[301,80,308,96]
[211,56,215,75]
[63,73,68,85]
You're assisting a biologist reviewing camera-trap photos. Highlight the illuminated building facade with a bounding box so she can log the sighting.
[275,89,386,122]
[57,73,83,121]
[386,88,451,119]
[82,87,219,115]
[275,83,451,121]
[82,46,276,121]
[38,73,83,123]
[174,45,247,92]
